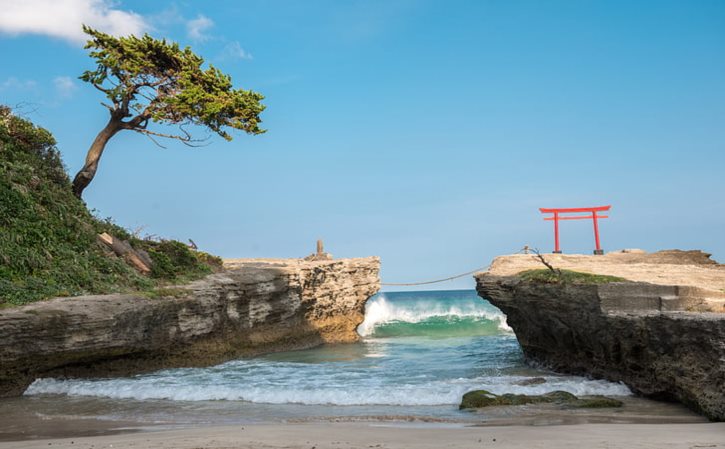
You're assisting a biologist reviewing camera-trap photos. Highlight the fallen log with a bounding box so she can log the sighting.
[97,232,151,274]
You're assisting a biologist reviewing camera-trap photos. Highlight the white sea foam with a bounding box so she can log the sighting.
[357,295,512,336]
[25,372,630,405]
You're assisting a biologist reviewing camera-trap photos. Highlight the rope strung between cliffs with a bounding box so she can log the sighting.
[380,266,489,287]
[379,246,535,286]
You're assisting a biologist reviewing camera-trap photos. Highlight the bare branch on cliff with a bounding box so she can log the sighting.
[533,248,562,276]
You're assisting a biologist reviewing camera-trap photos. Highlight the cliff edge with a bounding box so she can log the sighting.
[0,257,380,397]
[475,250,725,421]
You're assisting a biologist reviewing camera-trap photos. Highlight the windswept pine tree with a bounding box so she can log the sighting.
[73,26,265,198]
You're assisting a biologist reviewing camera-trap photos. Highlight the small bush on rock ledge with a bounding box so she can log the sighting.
[140,240,222,280]
[519,269,626,284]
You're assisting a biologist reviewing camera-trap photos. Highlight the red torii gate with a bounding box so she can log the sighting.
[539,205,611,255]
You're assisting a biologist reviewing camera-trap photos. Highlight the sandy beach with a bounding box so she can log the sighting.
[2,422,724,449]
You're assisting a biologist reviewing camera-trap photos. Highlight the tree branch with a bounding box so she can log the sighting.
[91,83,111,94]
[136,90,156,103]
[532,248,562,275]
[131,128,209,146]
[142,132,167,148]
[121,113,150,129]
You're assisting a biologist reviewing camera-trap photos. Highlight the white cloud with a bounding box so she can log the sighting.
[220,41,253,60]
[53,76,78,98]
[0,77,37,91]
[186,14,213,41]
[0,0,148,44]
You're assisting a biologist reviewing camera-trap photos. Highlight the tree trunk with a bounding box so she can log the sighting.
[72,117,123,199]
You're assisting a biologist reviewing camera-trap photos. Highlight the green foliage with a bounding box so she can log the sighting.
[0,106,151,305]
[80,26,265,141]
[193,250,224,270]
[132,239,214,280]
[519,269,626,284]
[0,107,222,306]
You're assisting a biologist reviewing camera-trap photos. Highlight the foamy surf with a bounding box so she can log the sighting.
[24,290,631,413]
[25,373,630,405]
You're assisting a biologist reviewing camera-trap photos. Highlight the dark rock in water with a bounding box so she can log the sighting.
[515,377,547,386]
[459,389,621,410]
[542,391,578,402]
[460,390,500,409]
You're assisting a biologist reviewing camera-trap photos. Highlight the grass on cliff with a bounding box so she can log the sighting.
[0,106,221,306]
[519,269,626,284]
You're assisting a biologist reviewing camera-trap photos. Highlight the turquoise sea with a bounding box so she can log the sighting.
[8,289,647,431]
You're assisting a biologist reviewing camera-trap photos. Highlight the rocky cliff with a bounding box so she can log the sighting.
[0,257,380,397]
[475,251,725,421]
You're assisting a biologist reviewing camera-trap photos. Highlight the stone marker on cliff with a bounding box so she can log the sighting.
[305,239,333,261]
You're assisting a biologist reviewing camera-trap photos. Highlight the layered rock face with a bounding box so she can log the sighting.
[0,257,380,397]
[475,251,725,421]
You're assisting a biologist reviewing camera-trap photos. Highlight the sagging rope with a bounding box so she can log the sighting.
[380,246,533,287]
[381,266,489,287]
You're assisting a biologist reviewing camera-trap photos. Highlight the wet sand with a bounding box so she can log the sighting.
[1,421,724,449]
[0,393,710,442]
[1,394,720,448]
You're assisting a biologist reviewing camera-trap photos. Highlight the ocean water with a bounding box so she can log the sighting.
[14,290,638,427]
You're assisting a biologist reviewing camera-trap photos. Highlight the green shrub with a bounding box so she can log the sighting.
[121,239,219,280]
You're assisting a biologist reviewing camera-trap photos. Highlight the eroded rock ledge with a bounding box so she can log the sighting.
[0,257,380,397]
[475,250,725,421]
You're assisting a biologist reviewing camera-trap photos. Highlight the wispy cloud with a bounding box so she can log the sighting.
[219,41,253,61]
[0,0,148,45]
[0,77,38,91]
[148,4,184,28]
[186,14,214,41]
[53,76,78,98]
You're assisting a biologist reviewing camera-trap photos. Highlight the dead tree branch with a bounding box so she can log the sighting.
[533,248,562,276]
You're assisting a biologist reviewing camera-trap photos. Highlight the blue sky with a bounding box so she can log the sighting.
[1,0,724,290]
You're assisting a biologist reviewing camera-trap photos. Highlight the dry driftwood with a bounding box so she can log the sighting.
[97,232,151,274]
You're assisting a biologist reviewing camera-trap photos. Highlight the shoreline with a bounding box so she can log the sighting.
[2,421,724,449]
[0,393,709,443]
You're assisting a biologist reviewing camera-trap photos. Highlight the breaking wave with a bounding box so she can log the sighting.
[357,294,511,337]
